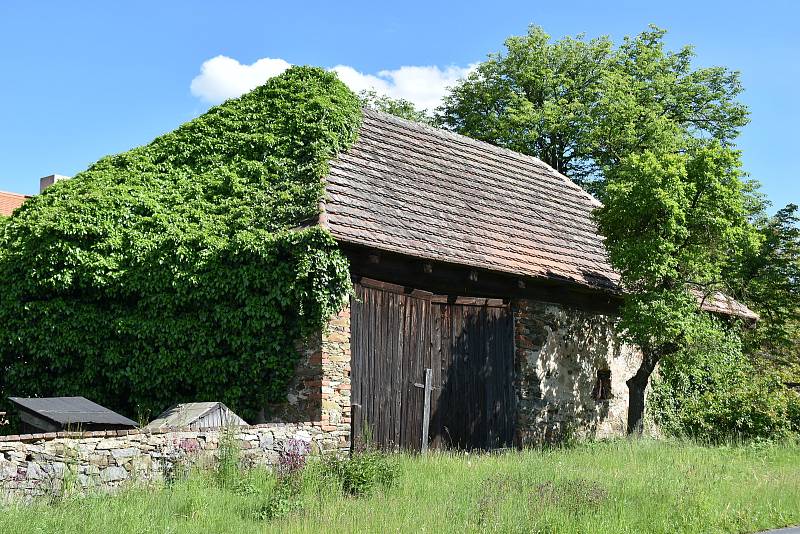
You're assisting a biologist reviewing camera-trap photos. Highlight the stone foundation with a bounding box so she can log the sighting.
[512,299,642,445]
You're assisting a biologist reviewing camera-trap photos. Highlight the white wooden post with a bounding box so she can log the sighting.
[421,368,432,453]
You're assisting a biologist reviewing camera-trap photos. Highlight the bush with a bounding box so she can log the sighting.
[320,450,400,497]
[0,66,362,423]
[650,326,797,441]
[257,477,303,520]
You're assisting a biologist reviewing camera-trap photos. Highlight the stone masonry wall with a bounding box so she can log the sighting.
[0,423,330,502]
[513,298,642,445]
[262,304,351,449]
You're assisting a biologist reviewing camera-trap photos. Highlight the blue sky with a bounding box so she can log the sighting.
[1,1,797,210]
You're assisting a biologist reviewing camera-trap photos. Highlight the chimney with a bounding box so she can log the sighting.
[39,174,70,192]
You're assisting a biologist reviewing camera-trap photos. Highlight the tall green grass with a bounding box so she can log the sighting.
[1,439,798,533]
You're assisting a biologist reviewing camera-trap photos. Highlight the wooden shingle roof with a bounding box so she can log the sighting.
[323,109,619,291]
[323,110,758,321]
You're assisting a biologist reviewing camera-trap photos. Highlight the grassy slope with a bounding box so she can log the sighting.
[2,440,798,533]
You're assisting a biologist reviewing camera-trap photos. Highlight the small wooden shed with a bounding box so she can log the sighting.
[145,402,247,430]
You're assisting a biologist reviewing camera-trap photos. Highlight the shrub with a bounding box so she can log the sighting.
[0,67,362,423]
[321,450,400,497]
[257,477,303,520]
[650,325,797,441]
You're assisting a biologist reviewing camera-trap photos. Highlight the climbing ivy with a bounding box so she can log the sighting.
[0,67,362,423]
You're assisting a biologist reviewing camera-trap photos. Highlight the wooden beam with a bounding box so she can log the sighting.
[421,368,432,453]
[343,244,621,315]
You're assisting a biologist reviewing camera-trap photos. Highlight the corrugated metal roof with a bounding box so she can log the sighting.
[145,402,247,430]
[7,396,137,426]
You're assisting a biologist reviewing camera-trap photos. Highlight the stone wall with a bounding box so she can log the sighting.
[0,423,330,501]
[512,299,642,445]
[0,294,647,500]
[262,304,352,449]
[0,304,354,501]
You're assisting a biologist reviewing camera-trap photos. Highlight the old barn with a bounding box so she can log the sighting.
[264,110,754,451]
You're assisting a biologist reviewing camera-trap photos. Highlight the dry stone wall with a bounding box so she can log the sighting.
[512,299,642,445]
[0,423,331,501]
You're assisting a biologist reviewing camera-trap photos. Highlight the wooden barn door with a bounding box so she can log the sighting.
[350,281,431,450]
[429,300,516,450]
[351,279,515,451]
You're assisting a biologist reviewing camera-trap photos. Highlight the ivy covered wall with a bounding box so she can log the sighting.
[0,67,362,424]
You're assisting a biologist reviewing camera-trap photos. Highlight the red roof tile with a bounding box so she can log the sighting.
[0,190,29,216]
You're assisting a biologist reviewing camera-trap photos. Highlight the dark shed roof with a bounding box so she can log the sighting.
[8,396,138,427]
[323,110,757,320]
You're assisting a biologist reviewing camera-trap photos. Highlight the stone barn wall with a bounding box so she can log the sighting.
[513,299,642,445]
[262,305,352,447]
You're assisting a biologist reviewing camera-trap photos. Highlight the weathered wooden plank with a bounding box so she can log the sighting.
[351,281,515,452]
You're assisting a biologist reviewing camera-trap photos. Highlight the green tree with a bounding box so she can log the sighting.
[594,143,755,432]
[731,202,800,370]
[437,25,748,197]
[358,90,433,124]
[437,25,779,435]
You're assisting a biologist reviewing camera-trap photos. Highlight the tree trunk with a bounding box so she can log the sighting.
[626,351,660,434]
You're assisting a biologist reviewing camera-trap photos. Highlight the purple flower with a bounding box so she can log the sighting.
[278,438,310,476]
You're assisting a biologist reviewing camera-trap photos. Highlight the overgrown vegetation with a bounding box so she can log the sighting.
[0,67,362,424]
[1,440,798,533]
[358,89,434,124]
[650,325,800,441]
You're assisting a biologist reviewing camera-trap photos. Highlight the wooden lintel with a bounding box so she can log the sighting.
[343,244,621,315]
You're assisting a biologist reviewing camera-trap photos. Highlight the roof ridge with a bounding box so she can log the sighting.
[362,109,601,207]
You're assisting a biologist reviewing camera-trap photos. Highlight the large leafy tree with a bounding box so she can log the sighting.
[438,25,799,434]
[437,25,748,197]
[595,143,755,432]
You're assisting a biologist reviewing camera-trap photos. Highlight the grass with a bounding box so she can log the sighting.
[1,439,799,533]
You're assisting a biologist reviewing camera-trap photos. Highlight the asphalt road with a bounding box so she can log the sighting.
[760,528,800,534]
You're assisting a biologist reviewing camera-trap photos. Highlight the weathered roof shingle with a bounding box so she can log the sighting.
[323,110,758,320]
[324,110,618,290]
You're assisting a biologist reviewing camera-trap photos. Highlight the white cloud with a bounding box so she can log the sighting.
[190,56,291,103]
[332,64,476,111]
[190,56,476,111]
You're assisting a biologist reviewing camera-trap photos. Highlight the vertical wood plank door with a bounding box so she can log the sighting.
[350,280,514,452]
[351,282,430,451]
[429,301,515,450]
